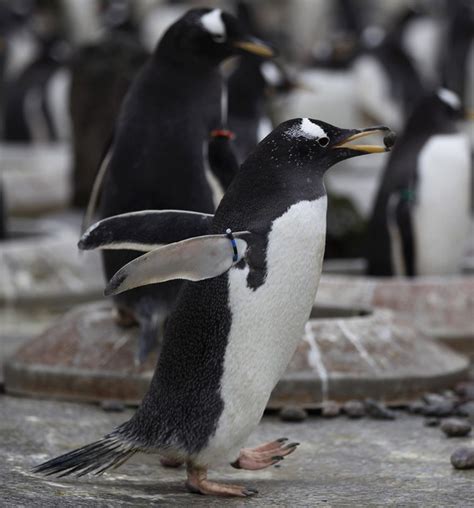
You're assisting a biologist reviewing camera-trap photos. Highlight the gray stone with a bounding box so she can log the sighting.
[456,401,474,422]
[440,419,472,438]
[279,406,308,422]
[422,401,456,417]
[423,393,446,406]
[343,400,365,418]
[321,400,340,417]
[424,418,440,427]
[1,395,473,506]
[100,400,126,412]
[364,399,397,420]
[408,400,426,414]
[455,381,474,401]
[451,447,474,470]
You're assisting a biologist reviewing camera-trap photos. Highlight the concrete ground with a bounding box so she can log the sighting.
[1,395,473,507]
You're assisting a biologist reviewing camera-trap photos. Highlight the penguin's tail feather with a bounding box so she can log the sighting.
[33,433,140,478]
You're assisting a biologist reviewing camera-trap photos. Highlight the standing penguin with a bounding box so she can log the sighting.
[367,88,471,276]
[35,118,392,497]
[227,57,296,162]
[95,8,274,362]
[353,18,425,130]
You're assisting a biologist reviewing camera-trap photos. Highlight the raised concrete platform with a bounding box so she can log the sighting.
[317,274,474,359]
[4,302,468,407]
[1,143,71,216]
[1,394,472,506]
[0,218,103,349]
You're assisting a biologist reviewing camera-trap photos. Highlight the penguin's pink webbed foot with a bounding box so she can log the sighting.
[231,437,300,470]
[186,464,257,497]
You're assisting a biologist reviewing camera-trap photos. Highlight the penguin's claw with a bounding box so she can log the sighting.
[186,464,257,497]
[231,438,300,470]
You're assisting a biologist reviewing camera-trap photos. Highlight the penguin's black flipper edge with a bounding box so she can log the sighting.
[104,232,250,296]
[386,192,415,276]
[79,210,214,252]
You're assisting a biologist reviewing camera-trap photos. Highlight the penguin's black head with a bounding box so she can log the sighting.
[261,118,394,173]
[156,8,274,66]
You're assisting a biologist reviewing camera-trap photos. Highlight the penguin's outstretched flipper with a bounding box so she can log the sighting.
[105,232,250,296]
[79,210,214,253]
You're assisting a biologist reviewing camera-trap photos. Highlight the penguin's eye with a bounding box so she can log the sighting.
[317,136,330,147]
[212,34,226,43]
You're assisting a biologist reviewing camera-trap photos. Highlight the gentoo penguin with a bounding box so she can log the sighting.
[95,8,274,362]
[69,34,148,207]
[367,88,471,276]
[36,118,393,497]
[439,0,474,110]
[353,20,425,130]
[227,57,296,162]
[2,33,71,142]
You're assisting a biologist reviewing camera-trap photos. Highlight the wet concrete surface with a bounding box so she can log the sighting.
[1,394,473,507]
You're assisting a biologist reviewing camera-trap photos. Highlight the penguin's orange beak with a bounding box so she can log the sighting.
[233,37,275,58]
[333,127,395,153]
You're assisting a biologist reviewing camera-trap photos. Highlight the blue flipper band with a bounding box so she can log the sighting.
[225,228,239,262]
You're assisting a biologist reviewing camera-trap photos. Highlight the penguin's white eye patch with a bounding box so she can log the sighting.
[437,88,461,110]
[260,62,283,86]
[288,117,329,142]
[200,9,226,43]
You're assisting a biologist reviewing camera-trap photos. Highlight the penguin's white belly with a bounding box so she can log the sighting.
[198,197,327,465]
[414,134,471,275]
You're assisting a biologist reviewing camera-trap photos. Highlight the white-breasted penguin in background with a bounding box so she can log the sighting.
[93,8,274,362]
[36,118,393,497]
[367,88,471,276]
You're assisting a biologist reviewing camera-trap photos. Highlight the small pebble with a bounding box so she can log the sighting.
[408,400,425,414]
[321,401,340,418]
[421,401,456,417]
[279,405,308,422]
[343,400,365,418]
[423,393,445,406]
[440,418,472,438]
[451,446,474,469]
[364,399,396,420]
[100,400,125,412]
[424,417,440,427]
[454,382,474,401]
[456,401,474,422]
[383,131,396,149]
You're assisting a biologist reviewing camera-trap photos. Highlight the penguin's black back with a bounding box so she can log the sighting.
[99,36,223,349]
[227,56,266,161]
